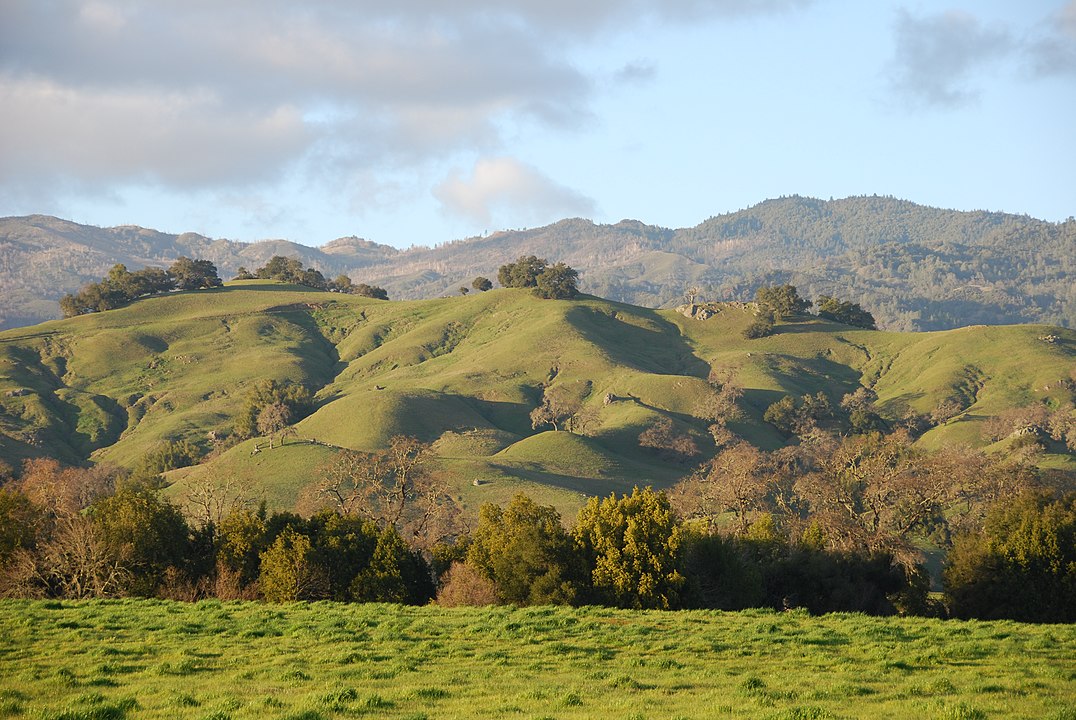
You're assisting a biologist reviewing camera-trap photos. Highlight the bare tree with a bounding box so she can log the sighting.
[33,516,130,598]
[530,385,586,433]
[307,436,461,548]
[184,472,258,530]
[256,402,291,448]
[671,441,769,535]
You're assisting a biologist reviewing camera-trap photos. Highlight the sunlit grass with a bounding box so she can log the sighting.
[0,599,1072,719]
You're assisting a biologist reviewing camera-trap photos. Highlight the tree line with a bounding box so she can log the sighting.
[60,258,223,316]
[59,255,391,318]
[739,284,876,339]
[1,440,1071,622]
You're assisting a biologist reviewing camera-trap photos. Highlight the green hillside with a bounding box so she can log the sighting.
[1,282,1073,515]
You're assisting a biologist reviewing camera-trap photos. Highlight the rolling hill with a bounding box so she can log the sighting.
[2,195,1073,332]
[1,283,1072,516]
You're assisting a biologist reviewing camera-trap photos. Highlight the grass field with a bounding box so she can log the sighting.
[0,599,1073,720]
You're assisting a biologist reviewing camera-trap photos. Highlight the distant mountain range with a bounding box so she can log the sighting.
[2,196,1072,331]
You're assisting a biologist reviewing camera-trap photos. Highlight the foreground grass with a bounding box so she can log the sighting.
[0,601,1073,720]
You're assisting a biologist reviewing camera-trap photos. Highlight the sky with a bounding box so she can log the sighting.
[1,1,1074,249]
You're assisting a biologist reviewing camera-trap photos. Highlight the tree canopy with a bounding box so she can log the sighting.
[58,259,221,317]
[498,255,548,288]
[755,284,811,321]
[816,295,877,329]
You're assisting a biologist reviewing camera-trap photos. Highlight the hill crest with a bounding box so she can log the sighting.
[1,195,1072,332]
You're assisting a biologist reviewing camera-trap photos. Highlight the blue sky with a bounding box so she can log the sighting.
[1,0,1073,249]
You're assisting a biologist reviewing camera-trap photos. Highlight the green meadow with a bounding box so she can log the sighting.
[0,599,1072,720]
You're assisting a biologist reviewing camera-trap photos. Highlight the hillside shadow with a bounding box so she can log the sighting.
[565,306,709,378]
[489,463,679,496]
[763,354,864,397]
[465,397,534,437]
[270,308,346,385]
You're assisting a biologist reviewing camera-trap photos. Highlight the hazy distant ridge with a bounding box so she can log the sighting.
[1,195,1072,331]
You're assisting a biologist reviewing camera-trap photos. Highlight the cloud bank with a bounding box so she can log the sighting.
[0,0,808,220]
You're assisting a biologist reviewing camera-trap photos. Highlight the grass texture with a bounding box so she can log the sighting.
[0,599,1073,720]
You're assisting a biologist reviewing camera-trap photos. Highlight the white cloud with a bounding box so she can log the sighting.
[0,0,810,212]
[434,157,596,227]
[888,9,1014,108]
[0,78,310,191]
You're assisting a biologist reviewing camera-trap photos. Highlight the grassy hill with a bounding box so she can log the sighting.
[0,283,1073,516]
[3,195,1074,331]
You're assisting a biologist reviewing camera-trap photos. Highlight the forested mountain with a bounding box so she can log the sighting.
[2,196,1072,331]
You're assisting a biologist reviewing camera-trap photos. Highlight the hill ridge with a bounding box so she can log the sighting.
[1,194,1072,332]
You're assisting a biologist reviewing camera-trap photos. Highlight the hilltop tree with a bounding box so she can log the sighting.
[534,262,579,300]
[328,274,352,292]
[255,256,327,289]
[353,283,389,300]
[169,257,222,290]
[472,276,493,292]
[756,284,811,321]
[816,295,877,329]
[498,255,548,288]
[256,256,304,283]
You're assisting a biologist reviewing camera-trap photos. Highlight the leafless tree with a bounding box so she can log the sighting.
[307,436,462,548]
[184,472,258,530]
[256,402,291,448]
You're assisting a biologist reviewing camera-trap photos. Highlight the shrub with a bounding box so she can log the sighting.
[435,562,499,606]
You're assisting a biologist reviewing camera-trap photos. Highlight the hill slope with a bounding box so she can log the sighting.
[2,195,1073,331]
[1,284,1072,514]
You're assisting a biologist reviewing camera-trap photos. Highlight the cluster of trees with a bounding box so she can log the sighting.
[59,258,222,316]
[498,256,580,300]
[0,458,434,603]
[237,256,388,299]
[743,284,876,339]
[232,380,315,444]
[4,427,1070,620]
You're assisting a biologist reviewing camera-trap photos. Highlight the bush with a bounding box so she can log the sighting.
[259,527,325,602]
[574,487,686,609]
[467,494,582,605]
[945,491,1076,622]
[743,314,774,339]
[436,562,499,606]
